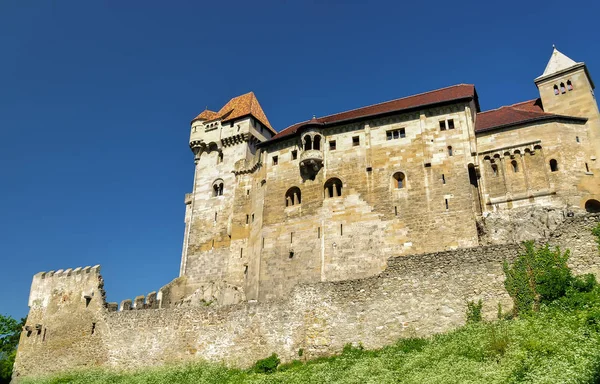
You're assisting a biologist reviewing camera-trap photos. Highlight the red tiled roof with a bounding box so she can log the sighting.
[268,84,477,142]
[475,98,584,132]
[192,92,275,134]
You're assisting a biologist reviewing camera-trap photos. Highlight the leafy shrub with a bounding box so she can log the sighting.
[571,273,597,293]
[486,323,509,359]
[503,241,572,315]
[466,299,483,323]
[395,337,428,353]
[251,353,280,373]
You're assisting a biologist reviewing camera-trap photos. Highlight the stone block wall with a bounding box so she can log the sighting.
[13,214,600,381]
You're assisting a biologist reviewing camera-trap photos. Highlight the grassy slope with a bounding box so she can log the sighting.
[25,288,600,384]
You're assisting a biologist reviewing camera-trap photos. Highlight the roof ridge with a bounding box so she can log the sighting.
[316,84,473,121]
[478,99,540,115]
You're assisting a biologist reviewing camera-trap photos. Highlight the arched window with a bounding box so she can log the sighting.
[217,152,223,164]
[313,135,321,150]
[448,146,453,156]
[491,163,498,177]
[212,179,224,196]
[511,160,519,173]
[285,187,301,207]
[567,80,573,91]
[560,83,566,94]
[550,159,558,172]
[324,178,343,198]
[303,136,312,151]
[554,85,559,95]
[392,172,406,189]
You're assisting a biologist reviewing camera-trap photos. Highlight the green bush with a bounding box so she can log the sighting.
[503,241,572,315]
[251,353,280,373]
[466,299,483,323]
[571,273,597,293]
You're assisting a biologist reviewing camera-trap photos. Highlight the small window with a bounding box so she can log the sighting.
[329,140,337,150]
[439,121,446,131]
[212,180,224,196]
[567,80,573,91]
[340,224,343,236]
[393,172,406,189]
[491,163,498,176]
[246,214,249,224]
[448,146,453,156]
[586,162,590,172]
[511,160,518,173]
[252,213,255,222]
[352,136,360,146]
[285,187,301,207]
[550,159,558,172]
[324,178,343,198]
[289,251,294,259]
[445,199,449,210]
[230,121,234,128]
[314,136,321,150]
[272,156,278,165]
[217,152,223,164]
[393,130,399,139]
[576,136,580,143]
[448,119,455,129]
[399,128,406,138]
[214,212,217,222]
[554,85,559,95]
[395,206,398,216]
[291,150,298,160]
[386,131,392,140]
[442,174,446,184]
[560,83,566,94]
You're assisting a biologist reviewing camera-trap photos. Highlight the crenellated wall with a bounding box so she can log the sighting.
[13,214,600,382]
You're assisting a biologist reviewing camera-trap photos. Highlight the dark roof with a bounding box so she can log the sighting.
[260,84,478,145]
[475,98,586,133]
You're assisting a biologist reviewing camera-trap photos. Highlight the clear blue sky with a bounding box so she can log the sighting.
[1,1,598,320]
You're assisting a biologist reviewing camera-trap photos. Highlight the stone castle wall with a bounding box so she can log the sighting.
[13,214,600,381]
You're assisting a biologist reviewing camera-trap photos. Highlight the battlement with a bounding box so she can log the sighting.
[28,265,104,309]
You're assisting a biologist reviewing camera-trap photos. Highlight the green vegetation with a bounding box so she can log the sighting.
[0,314,25,384]
[466,299,483,323]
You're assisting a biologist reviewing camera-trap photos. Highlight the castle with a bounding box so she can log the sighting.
[12,48,600,381]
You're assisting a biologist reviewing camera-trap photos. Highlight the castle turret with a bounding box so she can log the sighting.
[180,92,275,304]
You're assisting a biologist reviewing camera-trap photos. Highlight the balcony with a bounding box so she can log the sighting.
[299,149,323,169]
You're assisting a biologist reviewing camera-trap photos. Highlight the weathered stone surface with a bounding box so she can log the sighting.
[12,215,600,381]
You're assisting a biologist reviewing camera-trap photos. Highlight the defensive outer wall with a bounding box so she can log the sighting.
[12,214,600,381]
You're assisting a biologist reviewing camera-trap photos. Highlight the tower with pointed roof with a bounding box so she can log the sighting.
[179,92,275,303]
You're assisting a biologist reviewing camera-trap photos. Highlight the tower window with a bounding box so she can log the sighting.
[560,83,566,94]
[491,163,498,176]
[550,159,559,172]
[212,180,224,196]
[567,80,573,91]
[554,85,559,95]
[217,152,223,164]
[291,150,298,160]
[246,214,249,224]
[303,136,312,150]
[313,135,321,150]
[352,136,360,146]
[393,172,406,189]
[511,160,518,173]
[329,140,337,150]
[576,136,580,143]
[448,146,453,156]
[442,174,446,184]
[445,199,449,210]
[272,156,278,165]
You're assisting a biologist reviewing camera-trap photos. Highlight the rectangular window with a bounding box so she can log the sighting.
[586,163,590,172]
[386,131,392,140]
[340,224,343,236]
[439,121,446,131]
[445,199,449,210]
[329,140,337,150]
[252,213,255,222]
[240,248,243,258]
[442,174,446,184]
[352,136,360,146]
[387,129,405,140]
[246,214,249,224]
[576,136,580,143]
[291,150,298,160]
[318,227,321,238]
[399,128,406,138]
[272,156,278,165]
[448,119,455,129]
[393,130,399,139]
[290,232,293,243]
[395,206,398,216]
